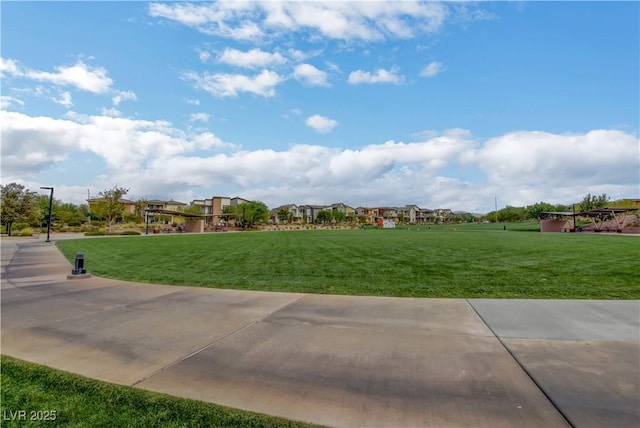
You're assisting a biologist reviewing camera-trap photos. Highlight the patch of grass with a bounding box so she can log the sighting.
[0,355,319,428]
[56,226,639,299]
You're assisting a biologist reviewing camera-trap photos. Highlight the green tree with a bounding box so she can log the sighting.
[134,198,149,222]
[183,203,202,215]
[276,207,290,223]
[526,201,557,220]
[316,210,331,224]
[1,183,41,235]
[497,206,527,222]
[237,201,269,228]
[579,193,609,211]
[331,210,346,224]
[93,186,129,233]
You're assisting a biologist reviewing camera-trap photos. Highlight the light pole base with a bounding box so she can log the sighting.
[67,273,92,280]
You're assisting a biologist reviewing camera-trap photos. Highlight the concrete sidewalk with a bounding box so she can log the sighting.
[1,236,638,427]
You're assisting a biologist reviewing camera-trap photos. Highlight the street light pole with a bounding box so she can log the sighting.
[40,186,54,243]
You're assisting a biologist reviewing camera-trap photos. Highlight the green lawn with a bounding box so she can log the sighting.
[56,226,639,299]
[0,355,319,428]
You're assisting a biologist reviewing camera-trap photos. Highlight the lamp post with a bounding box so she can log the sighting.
[40,186,54,243]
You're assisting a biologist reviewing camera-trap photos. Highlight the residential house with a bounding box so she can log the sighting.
[330,203,355,222]
[434,208,454,223]
[403,205,420,223]
[355,207,375,224]
[377,207,400,222]
[417,208,435,223]
[271,204,304,224]
[165,200,187,211]
[300,204,332,223]
[88,197,136,219]
[191,199,213,215]
[145,199,188,225]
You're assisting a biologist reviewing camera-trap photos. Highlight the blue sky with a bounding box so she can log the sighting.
[2,1,638,212]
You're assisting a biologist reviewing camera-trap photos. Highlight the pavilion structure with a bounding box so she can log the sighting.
[540,208,638,233]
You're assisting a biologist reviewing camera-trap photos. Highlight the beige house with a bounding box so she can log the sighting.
[271,204,305,224]
[191,196,250,226]
[88,197,136,218]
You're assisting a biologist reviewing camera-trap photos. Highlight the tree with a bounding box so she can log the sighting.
[1,183,41,236]
[315,210,331,224]
[236,201,269,228]
[494,206,527,222]
[579,193,609,211]
[183,203,202,215]
[526,201,557,220]
[134,198,149,222]
[276,207,290,223]
[331,210,346,223]
[93,186,129,232]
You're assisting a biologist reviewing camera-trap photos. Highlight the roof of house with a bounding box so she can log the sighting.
[88,198,135,204]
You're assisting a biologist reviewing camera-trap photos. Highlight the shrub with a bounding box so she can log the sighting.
[13,223,30,231]
[19,227,33,236]
[121,230,140,235]
[85,230,106,236]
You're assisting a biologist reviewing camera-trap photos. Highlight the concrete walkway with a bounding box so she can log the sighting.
[1,236,638,427]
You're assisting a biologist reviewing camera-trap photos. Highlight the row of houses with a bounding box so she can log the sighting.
[89,196,250,226]
[269,203,455,225]
[90,196,456,226]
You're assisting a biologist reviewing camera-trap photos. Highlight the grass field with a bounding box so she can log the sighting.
[56,224,639,299]
[0,355,318,428]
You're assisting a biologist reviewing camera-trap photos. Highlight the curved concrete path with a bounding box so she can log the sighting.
[1,235,638,427]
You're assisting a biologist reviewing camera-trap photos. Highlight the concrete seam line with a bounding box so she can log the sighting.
[129,320,259,387]
[129,294,308,387]
[465,299,576,428]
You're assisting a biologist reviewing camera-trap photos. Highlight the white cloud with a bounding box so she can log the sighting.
[216,48,286,69]
[148,1,447,42]
[2,109,637,213]
[184,98,200,106]
[112,90,137,106]
[305,114,338,133]
[52,91,73,108]
[199,51,211,63]
[189,113,210,123]
[1,58,114,94]
[0,110,235,179]
[420,61,443,78]
[0,58,21,76]
[1,57,137,110]
[192,132,234,150]
[348,67,403,84]
[182,69,284,98]
[461,130,639,187]
[101,107,121,117]
[293,64,330,87]
[0,96,25,109]
[325,61,342,74]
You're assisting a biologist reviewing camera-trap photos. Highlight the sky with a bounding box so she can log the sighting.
[1,1,638,213]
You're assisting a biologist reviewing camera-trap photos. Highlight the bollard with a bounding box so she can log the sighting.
[72,252,86,275]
